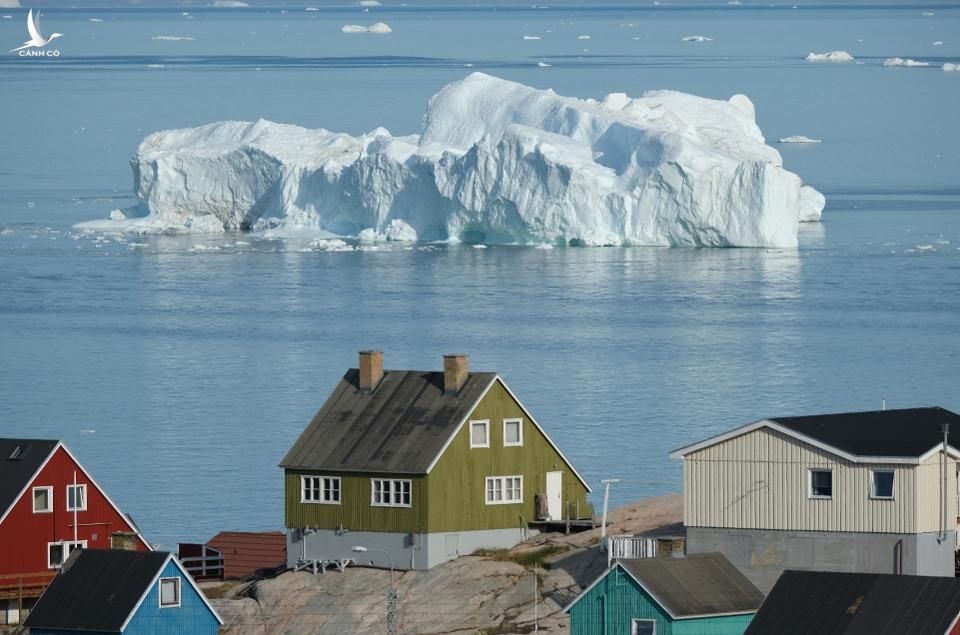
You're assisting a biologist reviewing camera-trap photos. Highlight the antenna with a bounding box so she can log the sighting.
[881,399,886,411]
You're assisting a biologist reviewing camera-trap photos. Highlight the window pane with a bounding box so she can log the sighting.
[633,621,655,635]
[811,471,832,497]
[49,544,64,567]
[34,488,49,511]
[505,421,520,444]
[873,471,894,498]
[402,481,410,505]
[486,480,494,502]
[160,579,179,606]
[472,423,487,446]
[374,480,382,504]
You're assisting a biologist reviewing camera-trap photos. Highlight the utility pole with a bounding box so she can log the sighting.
[599,479,621,546]
[533,563,538,634]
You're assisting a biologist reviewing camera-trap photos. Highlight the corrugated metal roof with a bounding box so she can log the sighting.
[280,369,497,473]
[746,570,960,634]
[619,553,764,618]
[207,531,286,579]
[771,407,960,457]
[0,438,58,519]
[23,549,170,631]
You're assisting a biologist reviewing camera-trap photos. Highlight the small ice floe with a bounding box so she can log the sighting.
[577,35,590,40]
[916,244,935,251]
[147,64,165,69]
[80,429,96,434]
[884,57,929,67]
[306,6,319,10]
[0,228,14,236]
[341,22,392,33]
[537,61,551,67]
[805,51,854,61]
[523,35,542,40]
[471,244,488,249]
[189,244,221,252]
[682,35,713,42]
[2,15,12,19]
[943,63,959,72]
[308,238,353,252]
[728,0,742,4]
[922,11,935,16]
[152,36,194,41]
[360,0,382,4]
[933,41,944,46]
[534,243,554,250]
[210,0,249,6]
[89,18,104,22]
[109,210,127,220]
[778,135,821,144]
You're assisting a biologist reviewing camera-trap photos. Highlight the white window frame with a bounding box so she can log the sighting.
[631,619,657,635]
[870,469,896,500]
[485,475,524,505]
[503,418,524,447]
[370,479,412,508]
[32,486,53,513]
[300,475,341,505]
[47,540,87,569]
[470,420,490,448]
[66,483,87,512]
[159,577,181,608]
[808,468,833,499]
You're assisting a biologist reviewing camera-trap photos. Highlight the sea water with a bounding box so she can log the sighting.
[0,4,958,548]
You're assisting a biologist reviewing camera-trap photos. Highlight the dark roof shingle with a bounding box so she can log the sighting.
[745,570,960,634]
[280,369,497,473]
[0,438,58,517]
[620,553,764,618]
[771,406,960,457]
[24,549,171,631]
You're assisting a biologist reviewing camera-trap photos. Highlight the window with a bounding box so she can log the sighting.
[485,476,523,505]
[371,479,412,507]
[503,419,523,447]
[470,420,490,448]
[47,540,86,569]
[67,484,87,512]
[159,577,181,608]
[7,444,28,460]
[301,476,341,504]
[809,469,833,499]
[632,620,656,635]
[871,470,895,499]
[33,486,53,513]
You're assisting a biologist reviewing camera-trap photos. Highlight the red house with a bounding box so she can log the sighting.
[0,438,151,626]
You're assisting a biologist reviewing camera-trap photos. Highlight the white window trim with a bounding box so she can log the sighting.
[485,475,524,505]
[370,479,412,508]
[32,486,53,514]
[808,468,833,500]
[503,418,524,447]
[300,475,342,505]
[47,540,87,569]
[66,483,87,512]
[870,469,896,500]
[631,619,657,635]
[159,577,181,608]
[470,420,490,448]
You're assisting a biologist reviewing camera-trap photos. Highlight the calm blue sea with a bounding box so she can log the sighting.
[1,4,958,549]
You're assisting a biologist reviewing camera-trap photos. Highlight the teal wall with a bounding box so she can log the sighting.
[123,559,220,635]
[568,565,755,635]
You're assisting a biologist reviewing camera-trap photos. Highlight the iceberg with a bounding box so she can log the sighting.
[90,73,823,247]
[805,51,854,62]
[778,135,821,144]
[884,57,929,67]
[944,63,959,72]
[342,22,392,33]
[682,35,713,42]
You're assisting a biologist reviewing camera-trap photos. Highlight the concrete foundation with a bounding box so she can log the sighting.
[287,526,539,571]
[687,527,957,593]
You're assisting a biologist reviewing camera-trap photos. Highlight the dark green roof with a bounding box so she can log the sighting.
[280,369,497,474]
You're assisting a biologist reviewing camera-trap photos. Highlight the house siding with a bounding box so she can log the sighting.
[568,566,753,635]
[682,427,921,533]
[284,472,427,534]
[426,380,592,532]
[122,560,219,635]
[916,451,958,534]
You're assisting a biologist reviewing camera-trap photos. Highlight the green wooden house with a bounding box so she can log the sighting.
[564,553,763,635]
[280,351,593,571]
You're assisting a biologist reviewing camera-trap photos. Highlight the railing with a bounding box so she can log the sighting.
[179,555,224,580]
[0,572,56,626]
[607,535,658,566]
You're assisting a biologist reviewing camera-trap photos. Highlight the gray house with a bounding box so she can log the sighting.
[671,407,960,592]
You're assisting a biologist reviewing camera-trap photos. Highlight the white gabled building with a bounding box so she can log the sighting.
[671,406,960,592]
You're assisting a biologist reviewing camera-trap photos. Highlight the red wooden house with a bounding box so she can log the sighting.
[0,438,151,625]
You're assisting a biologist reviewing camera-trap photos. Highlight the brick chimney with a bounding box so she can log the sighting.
[111,531,139,551]
[443,354,469,394]
[359,350,384,392]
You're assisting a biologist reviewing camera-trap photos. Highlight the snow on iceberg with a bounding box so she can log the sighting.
[342,22,392,33]
[805,51,854,62]
[89,73,824,247]
[779,135,821,144]
[884,57,929,67]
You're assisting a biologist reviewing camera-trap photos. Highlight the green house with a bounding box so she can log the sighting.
[564,553,763,635]
[280,351,593,571]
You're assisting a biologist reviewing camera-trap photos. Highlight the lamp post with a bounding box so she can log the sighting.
[353,546,398,635]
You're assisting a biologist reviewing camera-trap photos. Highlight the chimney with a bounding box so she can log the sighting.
[111,531,139,551]
[443,354,469,394]
[359,350,384,392]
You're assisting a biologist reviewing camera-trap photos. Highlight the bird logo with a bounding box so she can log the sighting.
[10,10,63,54]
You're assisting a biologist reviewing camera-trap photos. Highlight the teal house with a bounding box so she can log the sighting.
[564,553,763,635]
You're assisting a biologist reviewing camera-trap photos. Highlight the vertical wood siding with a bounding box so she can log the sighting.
[122,559,220,634]
[426,380,592,532]
[683,428,920,533]
[916,451,958,534]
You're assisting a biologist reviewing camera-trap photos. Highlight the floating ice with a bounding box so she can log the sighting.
[91,73,824,248]
[933,41,944,46]
[89,18,104,22]
[523,35,541,40]
[943,63,959,72]
[922,11,935,16]
[884,57,929,67]
[537,61,551,67]
[152,35,195,41]
[779,135,821,144]
[305,6,319,10]
[109,210,127,220]
[359,0,382,5]
[578,35,590,40]
[805,51,854,62]
[342,22,392,33]
[682,35,713,42]
[210,0,249,6]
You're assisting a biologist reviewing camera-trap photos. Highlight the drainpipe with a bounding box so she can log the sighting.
[941,424,950,543]
[73,471,78,546]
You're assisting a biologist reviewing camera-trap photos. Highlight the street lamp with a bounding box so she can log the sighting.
[352,546,398,635]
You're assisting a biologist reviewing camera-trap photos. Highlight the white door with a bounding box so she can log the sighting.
[546,471,563,521]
